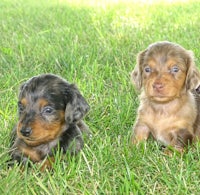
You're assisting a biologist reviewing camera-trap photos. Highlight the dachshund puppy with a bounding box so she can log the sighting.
[131,41,200,152]
[9,74,90,170]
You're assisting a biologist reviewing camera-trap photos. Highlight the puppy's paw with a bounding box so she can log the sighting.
[131,125,150,145]
[39,157,55,172]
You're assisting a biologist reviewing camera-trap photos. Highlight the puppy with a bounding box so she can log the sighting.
[131,41,200,152]
[9,74,90,170]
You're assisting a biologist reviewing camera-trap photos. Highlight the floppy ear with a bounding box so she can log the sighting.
[185,51,200,90]
[18,82,27,99]
[65,84,90,124]
[131,50,147,91]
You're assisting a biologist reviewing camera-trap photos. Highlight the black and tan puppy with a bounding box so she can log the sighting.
[10,74,90,170]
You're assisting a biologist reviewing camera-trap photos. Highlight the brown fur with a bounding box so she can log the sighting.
[131,41,200,151]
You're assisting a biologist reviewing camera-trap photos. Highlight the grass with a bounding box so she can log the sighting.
[1,0,200,194]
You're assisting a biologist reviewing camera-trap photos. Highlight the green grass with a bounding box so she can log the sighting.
[1,0,200,194]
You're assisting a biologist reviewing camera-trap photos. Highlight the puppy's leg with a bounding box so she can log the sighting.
[163,129,193,153]
[171,129,193,151]
[9,137,36,167]
[131,122,151,144]
[61,124,84,154]
[40,156,55,171]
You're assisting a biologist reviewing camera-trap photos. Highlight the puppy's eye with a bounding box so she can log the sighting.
[144,66,152,73]
[18,102,25,114]
[171,65,179,73]
[42,106,54,115]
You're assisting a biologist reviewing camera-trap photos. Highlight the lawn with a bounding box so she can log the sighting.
[1,0,200,194]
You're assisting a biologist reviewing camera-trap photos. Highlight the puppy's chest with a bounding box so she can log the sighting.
[144,110,176,129]
[139,104,195,131]
[35,139,59,158]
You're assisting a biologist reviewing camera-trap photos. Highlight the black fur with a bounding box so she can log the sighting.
[9,74,90,168]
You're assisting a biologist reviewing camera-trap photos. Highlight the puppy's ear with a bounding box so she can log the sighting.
[131,50,147,91]
[185,51,200,90]
[18,82,27,99]
[65,84,90,124]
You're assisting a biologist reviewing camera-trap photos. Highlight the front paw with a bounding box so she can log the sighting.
[131,124,151,145]
[39,157,55,172]
[131,134,148,145]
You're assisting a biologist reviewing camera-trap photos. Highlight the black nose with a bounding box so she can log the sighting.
[20,127,32,137]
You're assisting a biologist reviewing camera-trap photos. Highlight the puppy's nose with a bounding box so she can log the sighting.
[153,82,164,90]
[20,127,32,137]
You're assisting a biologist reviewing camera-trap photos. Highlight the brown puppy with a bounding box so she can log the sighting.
[9,74,90,170]
[131,41,200,152]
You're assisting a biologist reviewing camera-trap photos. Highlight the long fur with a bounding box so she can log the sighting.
[131,41,200,151]
[9,74,90,170]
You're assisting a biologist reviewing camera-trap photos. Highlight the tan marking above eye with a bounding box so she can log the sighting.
[38,98,49,107]
[38,98,49,108]
[20,98,28,106]
[167,59,177,66]
[147,60,156,67]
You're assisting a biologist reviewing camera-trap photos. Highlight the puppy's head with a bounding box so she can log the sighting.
[17,74,89,146]
[131,41,200,103]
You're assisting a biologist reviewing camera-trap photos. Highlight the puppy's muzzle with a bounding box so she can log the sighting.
[20,127,32,137]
